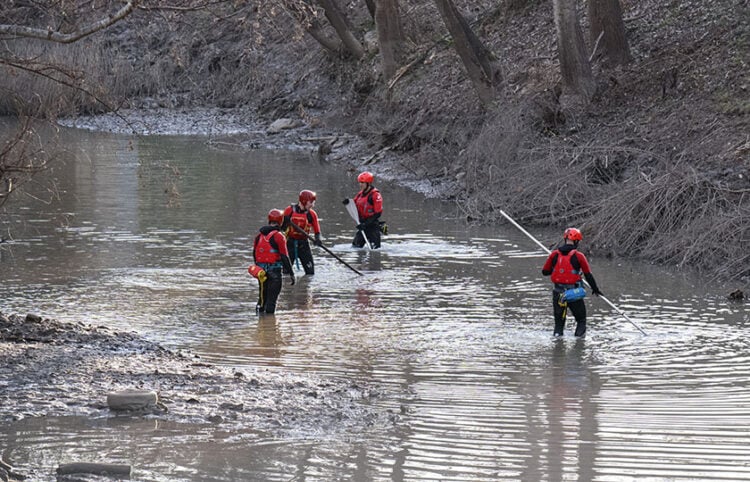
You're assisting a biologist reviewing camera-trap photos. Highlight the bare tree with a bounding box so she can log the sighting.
[281,0,365,58]
[316,0,365,59]
[588,0,631,66]
[281,0,344,54]
[364,0,377,19]
[433,0,501,105]
[552,0,595,101]
[374,0,404,80]
[307,21,347,54]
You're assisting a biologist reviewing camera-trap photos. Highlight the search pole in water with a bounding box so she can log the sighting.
[288,221,364,276]
[498,209,648,335]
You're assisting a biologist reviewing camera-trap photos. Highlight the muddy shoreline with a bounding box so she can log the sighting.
[0,311,391,426]
[0,310,397,478]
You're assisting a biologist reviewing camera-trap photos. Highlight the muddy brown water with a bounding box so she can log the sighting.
[1,123,749,481]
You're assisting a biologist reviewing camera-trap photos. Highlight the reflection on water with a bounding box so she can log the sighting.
[1,125,750,481]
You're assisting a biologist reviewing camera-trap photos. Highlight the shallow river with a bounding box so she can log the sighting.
[1,123,749,481]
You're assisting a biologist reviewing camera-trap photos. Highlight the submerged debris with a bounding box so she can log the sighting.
[56,462,132,478]
[728,289,744,301]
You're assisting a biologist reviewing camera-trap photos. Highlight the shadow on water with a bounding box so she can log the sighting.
[1,125,750,480]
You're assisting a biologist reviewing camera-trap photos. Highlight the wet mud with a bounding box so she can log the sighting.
[0,311,393,431]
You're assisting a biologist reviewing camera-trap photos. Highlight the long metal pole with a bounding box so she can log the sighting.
[499,209,647,335]
[288,222,364,276]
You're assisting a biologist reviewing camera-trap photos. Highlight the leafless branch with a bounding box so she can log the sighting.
[0,0,141,44]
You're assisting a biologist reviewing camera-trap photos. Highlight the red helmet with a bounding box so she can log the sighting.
[357,171,374,183]
[563,227,583,241]
[299,190,316,204]
[267,209,284,224]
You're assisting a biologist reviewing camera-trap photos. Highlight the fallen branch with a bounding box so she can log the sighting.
[363,146,391,165]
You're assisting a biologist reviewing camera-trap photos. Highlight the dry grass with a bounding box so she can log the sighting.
[455,102,748,281]
[588,163,749,280]
[0,38,112,116]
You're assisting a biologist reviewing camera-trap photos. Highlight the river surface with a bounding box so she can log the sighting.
[1,122,749,481]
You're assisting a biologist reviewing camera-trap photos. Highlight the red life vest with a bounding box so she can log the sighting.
[284,204,315,240]
[254,230,281,264]
[354,188,381,220]
[550,250,583,284]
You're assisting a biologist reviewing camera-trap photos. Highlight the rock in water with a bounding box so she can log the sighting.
[107,390,158,411]
[57,462,132,477]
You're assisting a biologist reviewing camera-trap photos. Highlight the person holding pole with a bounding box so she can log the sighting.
[343,171,384,249]
[253,209,295,314]
[541,228,603,337]
[282,189,322,275]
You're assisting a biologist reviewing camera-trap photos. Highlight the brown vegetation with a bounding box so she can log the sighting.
[0,0,748,281]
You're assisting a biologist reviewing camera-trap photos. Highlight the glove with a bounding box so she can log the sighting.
[289,274,296,286]
[592,289,603,297]
[313,233,323,247]
[356,223,365,230]
[342,198,350,205]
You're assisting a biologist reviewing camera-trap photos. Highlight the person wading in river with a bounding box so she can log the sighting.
[541,228,603,337]
[253,209,295,314]
[282,190,323,275]
[343,171,384,249]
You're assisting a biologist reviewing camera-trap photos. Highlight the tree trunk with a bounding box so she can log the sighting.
[374,0,404,80]
[588,0,632,66]
[364,0,377,19]
[433,0,501,105]
[552,0,595,101]
[317,0,365,59]
[281,1,344,55]
[307,21,345,54]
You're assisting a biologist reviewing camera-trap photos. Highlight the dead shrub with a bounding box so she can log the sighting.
[587,163,749,280]
[459,104,609,224]
[0,38,117,117]
[462,106,526,199]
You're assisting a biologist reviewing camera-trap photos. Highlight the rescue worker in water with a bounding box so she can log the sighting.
[253,209,295,314]
[282,190,323,275]
[541,228,603,337]
[343,171,384,249]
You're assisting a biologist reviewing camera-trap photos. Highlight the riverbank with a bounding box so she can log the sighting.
[0,311,395,479]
